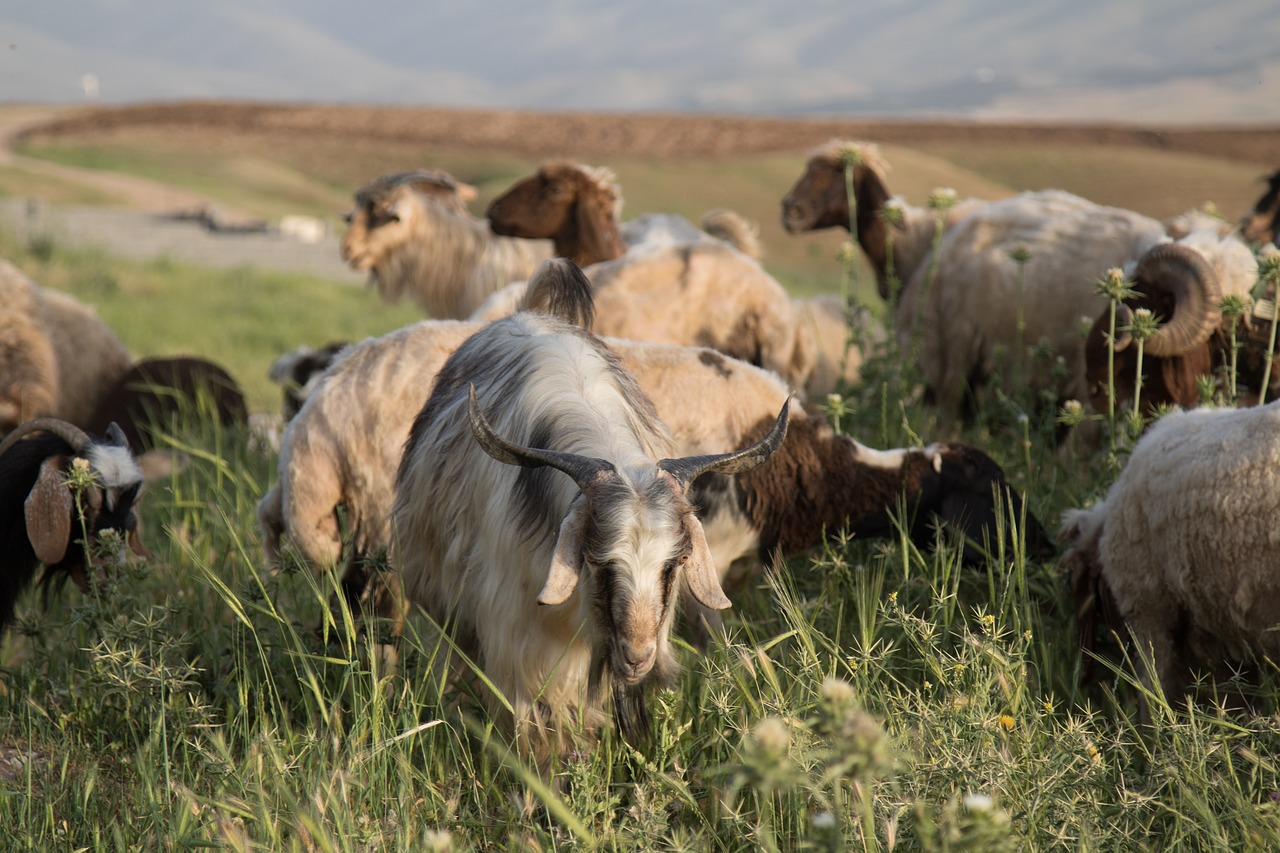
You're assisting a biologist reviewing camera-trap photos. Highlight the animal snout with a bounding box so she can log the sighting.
[619,641,657,682]
[780,199,809,233]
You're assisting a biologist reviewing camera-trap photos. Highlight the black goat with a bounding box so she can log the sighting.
[0,418,148,638]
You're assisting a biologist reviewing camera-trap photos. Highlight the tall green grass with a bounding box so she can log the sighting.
[3,211,1280,851]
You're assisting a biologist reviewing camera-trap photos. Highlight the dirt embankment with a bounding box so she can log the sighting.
[18,100,1280,166]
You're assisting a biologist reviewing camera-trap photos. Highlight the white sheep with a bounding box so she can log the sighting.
[340,169,553,319]
[1059,400,1280,712]
[392,261,789,748]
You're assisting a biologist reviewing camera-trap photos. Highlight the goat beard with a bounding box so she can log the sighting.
[588,647,680,745]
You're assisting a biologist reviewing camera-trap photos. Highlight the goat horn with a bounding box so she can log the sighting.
[1134,243,1222,358]
[659,398,791,490]
[467,385,617,490]
[0,417,93,457]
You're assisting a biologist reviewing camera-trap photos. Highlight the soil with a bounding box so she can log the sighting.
[17,101,1280,167]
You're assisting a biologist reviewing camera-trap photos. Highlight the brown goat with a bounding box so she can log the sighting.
[487,161,625,266]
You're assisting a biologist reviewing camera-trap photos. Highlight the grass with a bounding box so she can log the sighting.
[4,122,1280,849]
[3,230,1280,850]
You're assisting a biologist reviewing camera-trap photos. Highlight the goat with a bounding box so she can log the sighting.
[0,418,147,640]
[86,356,249,451]
[486,160,763,265]
[1241,168,1280,247]
[340,169,552,318]
[0,260,133,434]
[268,342,349,420]
[392,263,789,749]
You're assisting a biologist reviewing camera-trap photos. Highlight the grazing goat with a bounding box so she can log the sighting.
[0,418,147,640]
[341,169,552,318]
[0,260,133,433]
[1082,233,1259,415]
[470,241,816,393]
[392,264,789,748]
[1241,168,1280,247]
[86,356,249,451]
[780,141,983,301]
[1059,401,1280,716]
[486,160,763,265]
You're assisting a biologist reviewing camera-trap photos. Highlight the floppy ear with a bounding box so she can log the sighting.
[25,456,73,565]
[574,187,622,264]
[681,512,731,611]
[456,181,479,203]
[538,496,588,605]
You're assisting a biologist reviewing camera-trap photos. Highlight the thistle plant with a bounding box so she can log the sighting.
[879,200,906,306]
[1219,293,1251,404]
[908,189,959,370]
[1125,306,1161,427]
[1256,248,1280,403]
[1094,267,1138,448]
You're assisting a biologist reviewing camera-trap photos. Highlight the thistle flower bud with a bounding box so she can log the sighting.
[927,187,958,212]
[1007,244,1031,264]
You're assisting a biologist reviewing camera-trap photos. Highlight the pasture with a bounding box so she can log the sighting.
[2,103,1280,850]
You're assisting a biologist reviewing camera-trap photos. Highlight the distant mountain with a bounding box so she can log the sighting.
[2,0,1277,123]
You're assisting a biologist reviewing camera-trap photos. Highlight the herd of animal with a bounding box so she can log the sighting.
[3,139,1280,754]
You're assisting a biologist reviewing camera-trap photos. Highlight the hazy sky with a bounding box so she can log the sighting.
[2,0,1278,122]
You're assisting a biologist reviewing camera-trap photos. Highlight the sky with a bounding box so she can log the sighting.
[1,0,1278,123]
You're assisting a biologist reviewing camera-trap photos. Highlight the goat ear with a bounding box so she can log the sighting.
[105,421,129,448]
[25,456,73,565]
[456,181,479,203]
[538,497,587,605]
[681,513,731,611]
[574,189,621,264]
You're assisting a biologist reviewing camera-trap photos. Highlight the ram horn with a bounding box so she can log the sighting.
[467,385,617,490]
[1133,243,1222,358]
[659,398,791,490]
[0,417,93,457]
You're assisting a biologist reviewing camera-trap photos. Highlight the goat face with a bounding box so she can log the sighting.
[1241,169,1280,246]
[781,155,851,234]
[487,163,584,240]
[341,187,412,272]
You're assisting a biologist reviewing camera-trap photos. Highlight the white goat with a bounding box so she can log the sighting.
[392,264,789,748]
[341,169,552,319]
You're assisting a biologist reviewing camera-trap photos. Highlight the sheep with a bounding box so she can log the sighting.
[0,418,147,640]
[0,260,133,434]
[1082,233,1260,415]
[260,263,1044,659]
[1240,168,1280,247]
[794,294,883,400]
[485,160,763,265]
[469,241,817,394]
[780,140,984,302]
[340,169,553,319]
[391,261,790,748]
[1058,400,1280,713]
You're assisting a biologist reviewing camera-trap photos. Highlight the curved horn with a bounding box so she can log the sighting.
[0,417,93,458]
[659,399,791,490]
[1112,303,1134,352]
[1133,243,1222,358]
[467,385,615,490]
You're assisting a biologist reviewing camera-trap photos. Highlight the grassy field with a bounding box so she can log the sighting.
[3,108,1280,850]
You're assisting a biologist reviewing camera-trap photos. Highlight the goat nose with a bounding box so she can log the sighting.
[623,642,657,672]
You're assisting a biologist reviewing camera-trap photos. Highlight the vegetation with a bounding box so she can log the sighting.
[3,120,1280,850]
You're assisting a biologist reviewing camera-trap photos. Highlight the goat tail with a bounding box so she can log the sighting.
[518,258,596,329]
